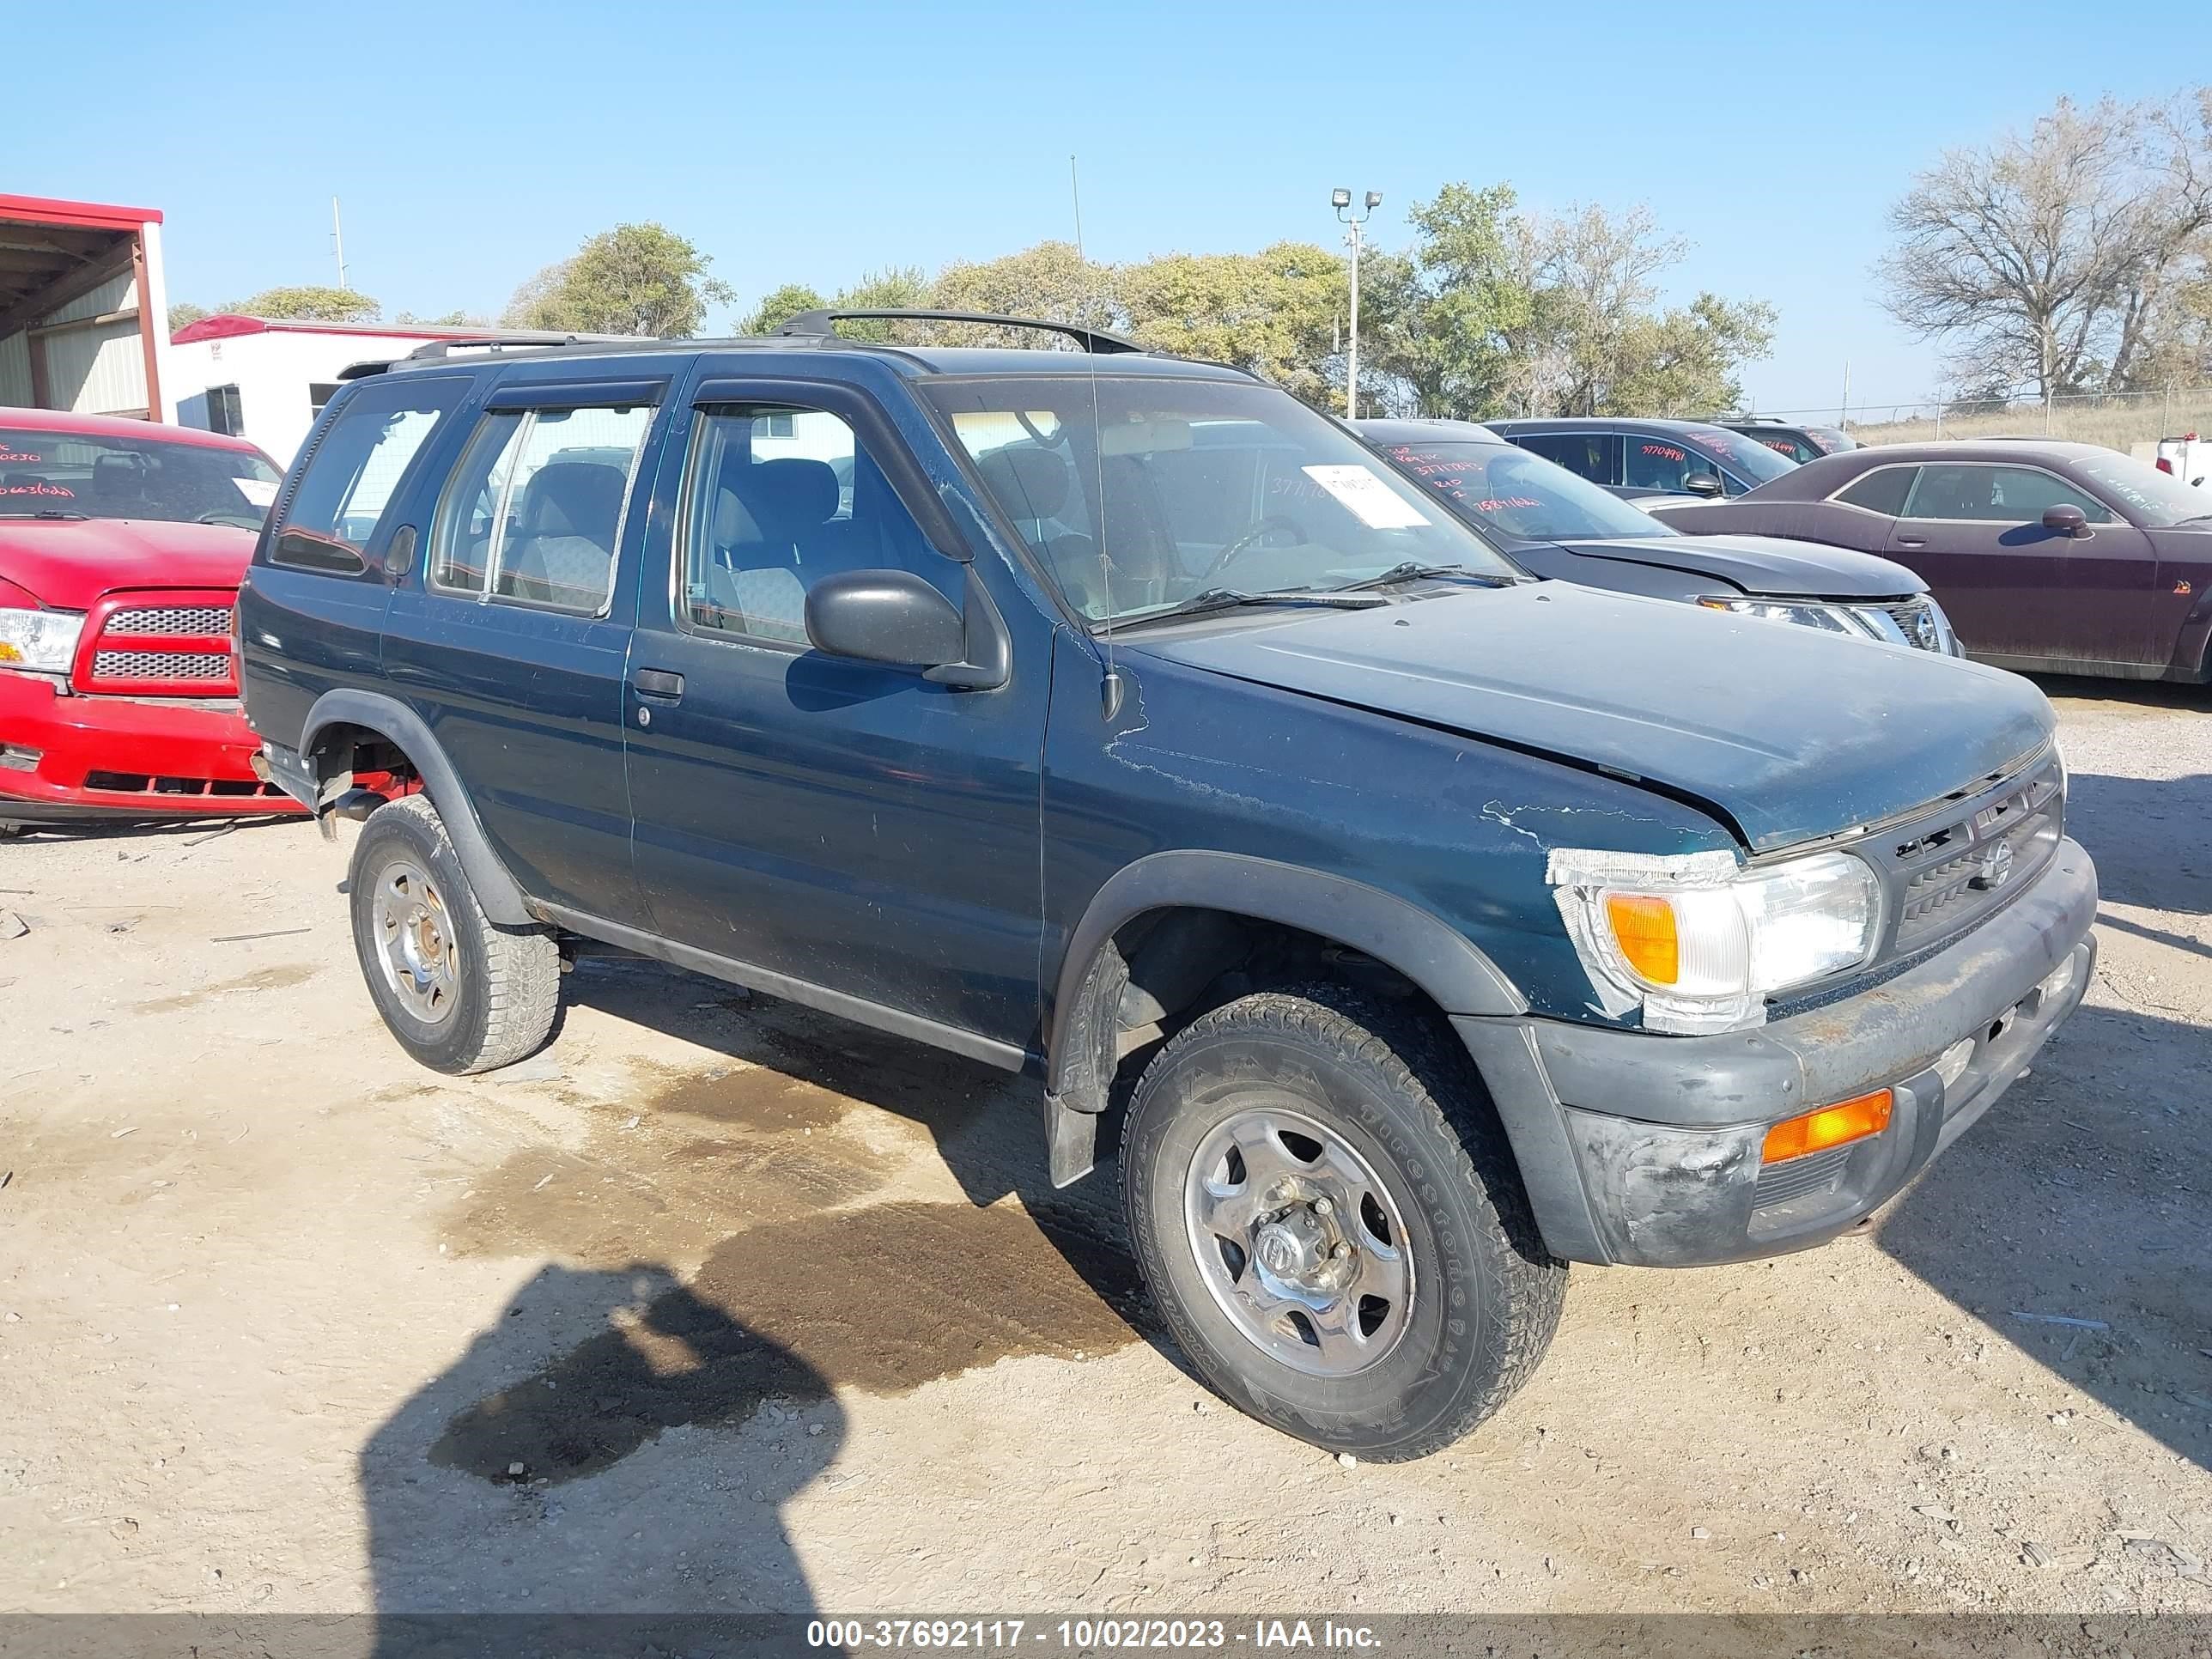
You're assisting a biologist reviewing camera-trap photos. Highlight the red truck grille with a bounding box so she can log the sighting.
[71,589,239,698]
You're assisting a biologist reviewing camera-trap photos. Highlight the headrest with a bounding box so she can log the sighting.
[519,462,626,538]
[978,445,1072,520]
[712,487,763,547]
[745,457,838,539]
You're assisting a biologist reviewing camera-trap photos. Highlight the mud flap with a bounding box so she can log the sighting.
[1043,1091,1098,1188]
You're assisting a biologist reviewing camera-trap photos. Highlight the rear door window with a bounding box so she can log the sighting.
[1516,431,1620,486]
[428,404,653,615]
[275,376,467,568]
[1835,465,1917,516]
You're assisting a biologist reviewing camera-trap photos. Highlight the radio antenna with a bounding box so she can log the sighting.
[1073,153,1121,718]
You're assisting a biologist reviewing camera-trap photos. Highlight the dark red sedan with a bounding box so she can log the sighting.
[1650,440,2212,684]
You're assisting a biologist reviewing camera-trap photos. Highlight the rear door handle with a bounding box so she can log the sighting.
[1895,537,1928,549]
[632,668,684,702]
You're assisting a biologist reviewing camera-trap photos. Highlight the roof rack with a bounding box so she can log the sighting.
[775,307,1149,355]
[335,329,647,380]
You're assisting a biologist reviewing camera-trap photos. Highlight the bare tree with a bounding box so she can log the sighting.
[1877,88,2212,399]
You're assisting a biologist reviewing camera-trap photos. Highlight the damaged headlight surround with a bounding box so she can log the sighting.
[1548,847,1880,1034]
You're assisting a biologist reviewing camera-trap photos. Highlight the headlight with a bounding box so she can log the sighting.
[0,606,84,673]
[1548,847,1880,1034]
[1698,596,1857,635]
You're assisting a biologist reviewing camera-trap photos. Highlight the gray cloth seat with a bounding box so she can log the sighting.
[501,461,627,609]
[702,456,843,643]
[975,445,1103,611]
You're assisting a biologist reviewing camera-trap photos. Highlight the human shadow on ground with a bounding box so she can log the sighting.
[1875,998,2212,1474]
[361,1261,840,1646]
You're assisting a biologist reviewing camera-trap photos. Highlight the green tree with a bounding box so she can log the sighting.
[502,222,733,337]
[1607,293,1778,416]
[167,301,210,334]
[393,308,490,327]
[925,241,1121,347]
[741,282,829,336]
[1120,242,1346,408]
[228,285,380,323]
[1366,183,1533,416]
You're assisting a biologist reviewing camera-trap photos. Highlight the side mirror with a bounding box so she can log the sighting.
[2041,503,2087,538]
[805,568,966,671]
[1683,472,1725,498]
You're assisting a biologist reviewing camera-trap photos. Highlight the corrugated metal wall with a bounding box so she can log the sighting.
[35,273,144,416]
[0,331,30,406]
[42,271,135,327]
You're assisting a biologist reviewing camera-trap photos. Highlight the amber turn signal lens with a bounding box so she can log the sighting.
[1603,893,1678,985]
[1762,1088,1893,1164]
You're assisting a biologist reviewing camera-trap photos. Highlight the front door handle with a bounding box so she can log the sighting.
[632,668,684,702]
[1894,537,1928,549]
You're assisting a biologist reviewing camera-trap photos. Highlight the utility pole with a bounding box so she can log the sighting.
[1838,360,1850,429]
[1333,188,1381,420]
[331,197,349,292]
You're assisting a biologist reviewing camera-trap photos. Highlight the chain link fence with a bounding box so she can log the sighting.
[1739,386,2212,455]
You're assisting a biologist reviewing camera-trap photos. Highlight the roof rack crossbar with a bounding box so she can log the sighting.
[775,307,1148,355]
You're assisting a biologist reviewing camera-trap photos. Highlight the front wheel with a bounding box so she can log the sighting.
[1122,983,1565,1460]
[348,794,561,1074]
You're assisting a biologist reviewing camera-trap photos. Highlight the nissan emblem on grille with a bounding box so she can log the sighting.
[1970,840,2014,891]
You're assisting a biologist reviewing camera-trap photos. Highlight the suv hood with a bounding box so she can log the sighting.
[1136,583,2050,852]
[1544,532,1924,599]
[0,517,258,610]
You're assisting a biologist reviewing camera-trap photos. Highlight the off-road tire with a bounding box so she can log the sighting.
[348,794,560,1074]
[1122,981,1566,1460]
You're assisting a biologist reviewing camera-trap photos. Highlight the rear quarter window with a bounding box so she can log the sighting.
[270,376,469,573]
[1834,465,1916,517]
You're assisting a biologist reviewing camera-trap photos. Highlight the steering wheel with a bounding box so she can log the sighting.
[1199,514,1307,584]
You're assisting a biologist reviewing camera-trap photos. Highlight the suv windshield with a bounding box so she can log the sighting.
[0,426,280,526]
[924,377,1522,624]
[1377,437,1673,543]
[1683,425,1796,486]
[2072,452,2212,527]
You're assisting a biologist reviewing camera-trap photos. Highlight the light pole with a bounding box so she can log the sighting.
[1334,187,1381,419]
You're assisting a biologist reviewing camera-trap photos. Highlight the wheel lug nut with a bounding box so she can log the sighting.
[1331,1241,1352,1260]
[1312,1197,1334,1217]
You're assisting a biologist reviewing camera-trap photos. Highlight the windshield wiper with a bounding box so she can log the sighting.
[1328,561,1524,593]
[0,507,90,521]
[1115,586,1389,629]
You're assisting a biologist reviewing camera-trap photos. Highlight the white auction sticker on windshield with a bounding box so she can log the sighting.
[1301,465,1431,529]
[234,478,277,507]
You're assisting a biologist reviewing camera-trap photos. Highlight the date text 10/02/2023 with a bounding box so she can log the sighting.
[805,1618,1385,1650]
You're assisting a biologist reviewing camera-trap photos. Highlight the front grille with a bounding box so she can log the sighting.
[1753,1145,1853,1208]
[108,604,231,637]
[1888,763,2063,954]
[1848,597,1946,653]
[91,649,232,683]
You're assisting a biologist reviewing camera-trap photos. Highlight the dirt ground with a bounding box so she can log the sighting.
[3,678,2208,1622]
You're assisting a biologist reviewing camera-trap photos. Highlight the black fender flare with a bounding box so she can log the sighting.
[1045,850,1527,1107]
[300,690,536,928]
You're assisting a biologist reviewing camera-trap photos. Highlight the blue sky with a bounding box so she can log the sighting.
[15,2,2192,414]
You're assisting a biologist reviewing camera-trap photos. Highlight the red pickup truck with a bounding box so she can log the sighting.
[0,408,303,830]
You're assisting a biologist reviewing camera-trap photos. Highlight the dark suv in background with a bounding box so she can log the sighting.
[1488,416,1801,501]
[237,313,2096,1461]
[1357,418,1957,654]
[1722,417,1857,464]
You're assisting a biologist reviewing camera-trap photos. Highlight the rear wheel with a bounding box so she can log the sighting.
[348,794,560,1074]
[1122,982,1565,1460]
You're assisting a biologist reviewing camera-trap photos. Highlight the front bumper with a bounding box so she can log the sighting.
[1456,838,2098,1267]
[0,672,301,824]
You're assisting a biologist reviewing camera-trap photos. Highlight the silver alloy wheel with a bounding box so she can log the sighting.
[371,856,460,1026]
[1184,1105,1414,1377]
